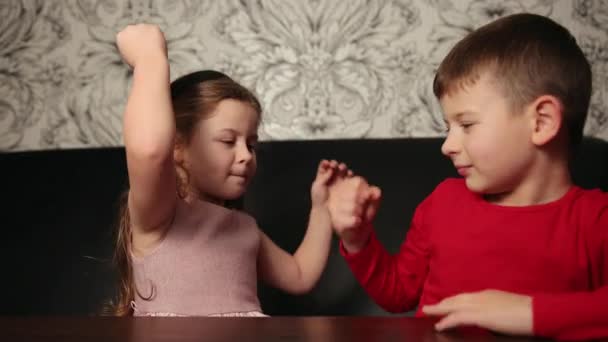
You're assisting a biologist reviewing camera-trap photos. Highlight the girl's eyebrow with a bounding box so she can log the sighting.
[218,128,258,140]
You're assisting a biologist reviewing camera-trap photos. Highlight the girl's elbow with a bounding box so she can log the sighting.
[284,277,316,295]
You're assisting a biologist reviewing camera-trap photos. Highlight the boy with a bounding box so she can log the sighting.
[327,13,607,340]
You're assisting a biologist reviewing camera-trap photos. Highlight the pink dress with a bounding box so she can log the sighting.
[131,198,266,317]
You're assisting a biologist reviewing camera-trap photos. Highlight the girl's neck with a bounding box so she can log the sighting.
[184,188,225,206]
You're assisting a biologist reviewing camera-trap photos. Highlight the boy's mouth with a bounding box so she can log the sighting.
[455,165,472,176]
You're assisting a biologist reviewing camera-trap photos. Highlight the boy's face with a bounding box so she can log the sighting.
[439,72,536,196]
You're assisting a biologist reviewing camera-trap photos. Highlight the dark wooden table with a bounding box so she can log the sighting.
[1,316,549,341]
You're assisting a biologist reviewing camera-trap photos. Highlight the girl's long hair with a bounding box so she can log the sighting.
[107,71,261,316]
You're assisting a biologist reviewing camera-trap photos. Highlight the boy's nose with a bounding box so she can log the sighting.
[441,132,459,157]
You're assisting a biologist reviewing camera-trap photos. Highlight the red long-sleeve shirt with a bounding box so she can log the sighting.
[341,178,608,340]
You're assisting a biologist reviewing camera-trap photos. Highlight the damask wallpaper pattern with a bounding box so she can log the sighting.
[1,0,607,151]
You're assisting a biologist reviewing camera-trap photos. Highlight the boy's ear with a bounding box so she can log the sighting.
[529,95,563,146]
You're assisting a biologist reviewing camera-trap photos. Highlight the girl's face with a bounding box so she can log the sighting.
[179,99,259,204]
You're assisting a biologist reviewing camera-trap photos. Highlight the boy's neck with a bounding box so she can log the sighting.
[484,153,572,206]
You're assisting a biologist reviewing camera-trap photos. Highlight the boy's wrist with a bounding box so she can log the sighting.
[341,230,371,254]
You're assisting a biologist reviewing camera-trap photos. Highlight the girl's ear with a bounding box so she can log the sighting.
[173,135,186,163]
[529,95,563,146]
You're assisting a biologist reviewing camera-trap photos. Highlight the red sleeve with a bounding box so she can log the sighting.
[340,196,432,313]
[533,194,608,340]
[533,287,608,340]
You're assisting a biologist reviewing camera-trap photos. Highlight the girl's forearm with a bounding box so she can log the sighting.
[123,57,174,160]
[291,206,334,293]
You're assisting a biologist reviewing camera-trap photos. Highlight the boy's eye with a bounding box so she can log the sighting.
[460,123,474,130]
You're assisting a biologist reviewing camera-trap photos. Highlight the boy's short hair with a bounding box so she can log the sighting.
[433,13,592,148]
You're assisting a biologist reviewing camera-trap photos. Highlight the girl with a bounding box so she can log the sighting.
[112,24,347,316]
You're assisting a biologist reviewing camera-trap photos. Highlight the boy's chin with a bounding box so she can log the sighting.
[464,178,489,194]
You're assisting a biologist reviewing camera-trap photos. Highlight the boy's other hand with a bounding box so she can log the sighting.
[422,289,533,336]
[328,176,381,253]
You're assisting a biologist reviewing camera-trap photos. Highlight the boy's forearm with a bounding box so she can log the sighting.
[341,232,422,313]
[533,286,608,340]
[291,206,333,293]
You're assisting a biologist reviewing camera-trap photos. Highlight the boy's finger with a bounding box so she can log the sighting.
[369,186,382,200]
[339,216,361,231]
[423,293,473,315]
[422,304,449,315]
[435,312,477,331]
[354,179,371,205]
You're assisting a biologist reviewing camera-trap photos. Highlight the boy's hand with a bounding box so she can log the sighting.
[327,176,381,253]
[422,290,533,336]
[116,24,167,68]
[310,159,351,208]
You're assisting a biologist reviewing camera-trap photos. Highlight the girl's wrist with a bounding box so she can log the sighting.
[134,55,169,72]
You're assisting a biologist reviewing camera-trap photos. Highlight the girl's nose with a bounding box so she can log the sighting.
[237,142,253,163]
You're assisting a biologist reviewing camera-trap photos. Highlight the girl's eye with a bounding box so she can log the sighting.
[221,140,235,145]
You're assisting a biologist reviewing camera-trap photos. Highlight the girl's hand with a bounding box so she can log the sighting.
[310,159,351,209]
[116,23,167,68]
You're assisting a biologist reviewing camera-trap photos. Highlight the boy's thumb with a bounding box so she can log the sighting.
[369,186,381,201]
[364,186,381,222]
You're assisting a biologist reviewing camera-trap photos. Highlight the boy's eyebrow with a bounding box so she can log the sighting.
[444,111,477,121]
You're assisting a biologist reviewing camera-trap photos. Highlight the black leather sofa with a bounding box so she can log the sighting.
[2,138,607,316]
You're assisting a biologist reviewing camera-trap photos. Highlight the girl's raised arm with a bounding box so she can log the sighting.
[117,24,177,247]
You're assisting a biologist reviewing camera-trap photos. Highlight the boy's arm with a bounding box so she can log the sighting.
[533,286,608,340]
[533,205,608,340]
[340,197,432,313]
[424,200,608,340]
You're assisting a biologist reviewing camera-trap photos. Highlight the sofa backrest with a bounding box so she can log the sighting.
[2,138,607,315]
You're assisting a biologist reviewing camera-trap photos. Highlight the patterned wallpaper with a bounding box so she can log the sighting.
[1,0,607,151]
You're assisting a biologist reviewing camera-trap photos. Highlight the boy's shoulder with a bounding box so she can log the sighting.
[571,186,608,217]
[419,177,472,210]
[569,187,608,239]
[432,177,470,198]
